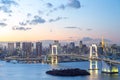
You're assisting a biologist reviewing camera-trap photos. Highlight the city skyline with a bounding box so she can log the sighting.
[0,0,120,43]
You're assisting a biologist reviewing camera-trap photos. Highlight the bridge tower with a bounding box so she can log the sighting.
[101,36,105,49]
[101,37,119,73]
[101,61,118,73]
[89,44,99,70]
[51,45,58,64]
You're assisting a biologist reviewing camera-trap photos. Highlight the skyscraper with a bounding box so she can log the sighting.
[36,42,42,57]
[22,42,33,57]
[69,42,75,49]
[15,42,22,56]
[8,42,14,56]
[16,42,21,49]
[79,41,83,48]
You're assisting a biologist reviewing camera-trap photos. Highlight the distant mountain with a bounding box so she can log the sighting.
[81,37,93,41]
[79,37,112,45]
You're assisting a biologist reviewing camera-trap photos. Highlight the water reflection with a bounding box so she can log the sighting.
[88,70,99,80]
[101,73,120,80]
[50,64,59,69]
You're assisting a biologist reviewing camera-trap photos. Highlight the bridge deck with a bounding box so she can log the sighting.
[48,54,120,64]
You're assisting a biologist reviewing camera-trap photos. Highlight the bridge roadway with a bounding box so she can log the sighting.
[49,54,120,65]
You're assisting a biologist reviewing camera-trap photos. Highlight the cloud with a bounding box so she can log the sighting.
[49,17,67,22]
[38,10,43,14]
[12,26,31,31]
[46,5,65,16]
[46,0,81,16]
[46,3,53,8]
[0,22,7,27]
[0,0,18,5]
[64,26,78,28]
[8,14,12,16]
[0,0,18,13]
[0,6,12,13]
[2,18,7,21]
[19,22,27,26]
[59,4,66,10]
[68,0,81,9]
[27,13,32,17]
[86,28,92,31]
[29,15,46,25]
[64,26,81,30]
[18,15,46,26]
[57,0,81,10]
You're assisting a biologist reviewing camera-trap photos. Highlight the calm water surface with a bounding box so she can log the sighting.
[0,61,120,80]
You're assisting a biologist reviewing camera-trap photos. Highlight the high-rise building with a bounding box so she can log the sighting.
[22,42,33,57]
[15,42,22,56]
[53,40,59,45]
[102,37,105,49]
[36,42,42,57]
[0,44,3,53]
[69,42,75,49]
[8,42,14,55]
[16,42,20,48]
[79,41,83,48]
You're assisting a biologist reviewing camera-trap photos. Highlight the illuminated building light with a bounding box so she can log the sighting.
[111,67,119,72]
[102,67,119,73]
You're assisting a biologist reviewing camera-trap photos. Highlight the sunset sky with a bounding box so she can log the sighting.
[0,0,120,43]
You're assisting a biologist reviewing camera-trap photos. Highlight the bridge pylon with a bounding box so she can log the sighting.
[89,44,99,70]
[101,60,118,73]
[51,45,58,64]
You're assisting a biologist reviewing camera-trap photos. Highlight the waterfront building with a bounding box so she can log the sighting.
[36,42,42,57]
[16,42,21,49]
[67,42,75,54]
[69,42,75,49]
[79,41,83,49]
[8,42,15,56]
[53,40,59,45]
[62,45,68,54]
[0,44,3,53]
[15,42,22,57]
[79,41,84,54]
[22,42,33,58]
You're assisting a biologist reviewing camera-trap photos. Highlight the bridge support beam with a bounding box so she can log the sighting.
[89,60,98,70]
[51,45,58,64]
[51,55,58,64]
[89,44,99,70]
[89,44,98,59]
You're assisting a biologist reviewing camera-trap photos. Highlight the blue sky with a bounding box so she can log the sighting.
[0,0,120,43]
